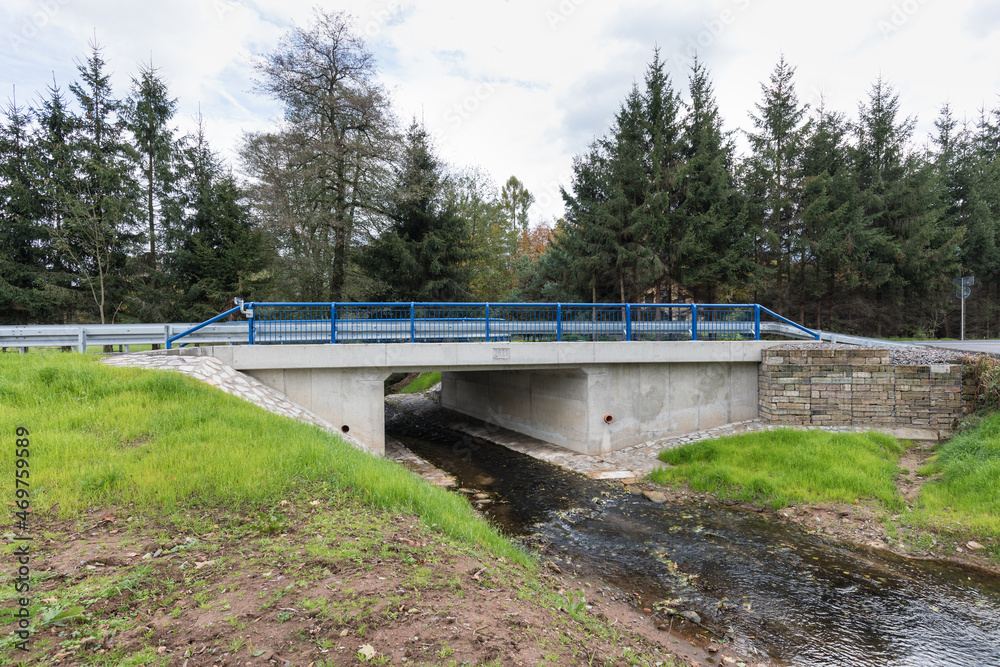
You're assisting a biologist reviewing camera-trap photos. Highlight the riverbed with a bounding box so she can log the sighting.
[386,402,1000,667]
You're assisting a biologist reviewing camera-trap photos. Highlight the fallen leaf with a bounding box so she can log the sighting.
[194,560,215,570]
[357,644,377,660]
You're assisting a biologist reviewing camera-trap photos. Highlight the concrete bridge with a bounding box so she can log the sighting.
[160,302,817,456]
[196,339,787,456]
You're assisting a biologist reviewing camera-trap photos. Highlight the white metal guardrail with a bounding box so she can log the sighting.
[0,322,249,352]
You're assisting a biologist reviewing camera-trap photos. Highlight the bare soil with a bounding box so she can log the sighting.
[3,488,766,667]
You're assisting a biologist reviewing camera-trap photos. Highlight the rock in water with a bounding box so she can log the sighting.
[680,610,701,624]
[642,490,668,504]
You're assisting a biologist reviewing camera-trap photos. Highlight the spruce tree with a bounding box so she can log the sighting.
[0,93,49,323]
[742,56,810,312]
[674,58,752,303]
[853,77,961,336]
[362,121,472,301]
[126,59,178,268]
[55,40,140,323]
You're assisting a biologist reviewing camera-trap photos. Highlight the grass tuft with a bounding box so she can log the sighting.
[0,353,530,566]
[913,412,1000,538]
[650,428,906,511]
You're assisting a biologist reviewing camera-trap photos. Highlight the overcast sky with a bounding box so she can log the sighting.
[3,0,1000,223]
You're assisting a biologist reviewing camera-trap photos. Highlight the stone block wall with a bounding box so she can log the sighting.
[759,347,973,432]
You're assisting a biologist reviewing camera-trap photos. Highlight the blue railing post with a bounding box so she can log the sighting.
[485,303,490,342]
[754,304,761,340]
[248,311,255,345]
[691,304,698,340]
[556,303,562,342]
[625,304,632,341]
[331,303,337,344]
[410,302,415,343]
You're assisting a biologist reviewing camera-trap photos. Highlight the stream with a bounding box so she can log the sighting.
[386,404,1000,667]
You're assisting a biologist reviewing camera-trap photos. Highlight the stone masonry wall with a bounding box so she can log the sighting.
[759,347,974,432]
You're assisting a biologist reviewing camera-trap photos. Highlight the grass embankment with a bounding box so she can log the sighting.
[0,353,678,666]
[649,429,906,511]
[399,371,442,394]
[651,424,1000,551]
[913,413,1000,538]
[0,353,525,566]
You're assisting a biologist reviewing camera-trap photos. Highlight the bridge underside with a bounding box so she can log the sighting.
[441,364,758,455]
[204,341,781,456]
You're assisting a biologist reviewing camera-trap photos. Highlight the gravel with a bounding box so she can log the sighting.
[771,342,967,365]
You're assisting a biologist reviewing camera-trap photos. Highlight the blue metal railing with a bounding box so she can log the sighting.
[166,302,818,348]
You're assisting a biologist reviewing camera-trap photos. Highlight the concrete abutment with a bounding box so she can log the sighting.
[441,362,759,455]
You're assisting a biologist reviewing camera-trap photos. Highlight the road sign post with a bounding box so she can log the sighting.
[953,277,975,341]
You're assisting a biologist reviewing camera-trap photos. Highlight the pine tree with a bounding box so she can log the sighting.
[798,104,882,331]
[53,40,140,323]
[0,92,50,323]
[165,114,270,319]
[126,59,178,268]
[361,122,472,301]
[638,48,682,301]
[742,56,810,312]
[853,77,961,336]
[673,58,752,303]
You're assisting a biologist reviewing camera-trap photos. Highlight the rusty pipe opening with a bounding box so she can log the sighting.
[603,414,614,424]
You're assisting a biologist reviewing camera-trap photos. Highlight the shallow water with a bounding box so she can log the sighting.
[386,409,1000,667]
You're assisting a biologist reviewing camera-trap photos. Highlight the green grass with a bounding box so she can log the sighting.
[0,353,530,567]
[399,371,441,393]
[650,428,906,510]
[913,413,1000,538]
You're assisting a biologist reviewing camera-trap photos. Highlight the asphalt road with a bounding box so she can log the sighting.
[918,340,1000,354]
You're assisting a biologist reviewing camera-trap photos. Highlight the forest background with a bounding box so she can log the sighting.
[3,9,1000,339]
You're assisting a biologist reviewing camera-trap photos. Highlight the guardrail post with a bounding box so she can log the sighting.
[556,303,562,342]
[625,304,631,341]
[691,304,698,341]
[485,303,490,342]
[248,312,255,345]
[331,303,337,344]
[410,302,415,343]
[754,304,761,340]
[78,328,86,353]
